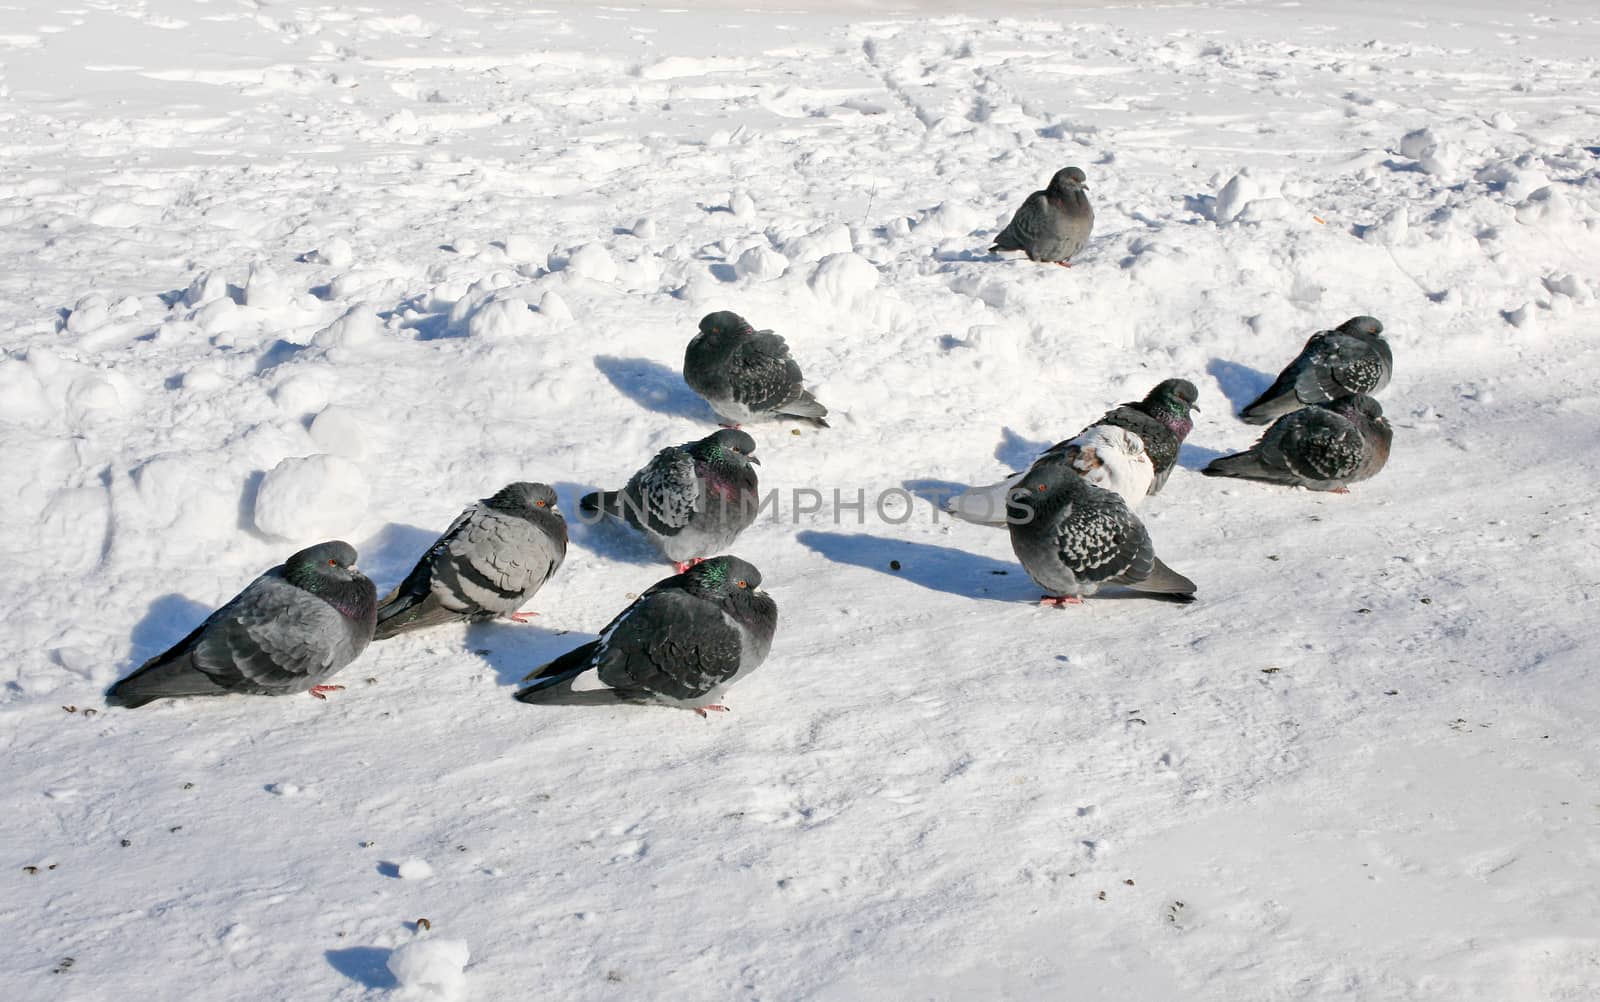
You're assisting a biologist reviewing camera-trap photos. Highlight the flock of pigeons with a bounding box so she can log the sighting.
[104,166,1395,716]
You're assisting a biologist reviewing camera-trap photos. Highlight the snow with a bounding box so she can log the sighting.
[4,0,1600,999]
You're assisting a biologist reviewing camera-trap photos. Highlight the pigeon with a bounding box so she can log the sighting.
[374,482,568,640]
[107,541,376,708]
[991,166,1095,266]
[1007,456,1196,605]
[514,556,777,715]
[1203,393,1391,492]
[684,311,829,427]
[1090,378,1200,494]
[1239,316,1392,425]
[946,424,1155,526]
[580,428,761,573]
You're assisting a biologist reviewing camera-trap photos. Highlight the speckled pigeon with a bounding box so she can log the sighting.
[684,311,829,427]
[580,428,761,572]
[514,556,777,715]
[374,482,567,640]
[1239,316,1392,425]
[946,424,1155,526]
[1007,457,1196,605]
[1086,378,1200,494]
[107,541,376,707]
[990,166,1095,265]
[1204,393,1391,492]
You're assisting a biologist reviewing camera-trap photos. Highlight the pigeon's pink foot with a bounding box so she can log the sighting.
[1039,595,1084,607]
[719,423,743,430]
[693,705,730,718]
[673,558,707,574]
[308,685,345,700]
[1330,487,1351,495]
[509,611,539,623]
[1055,260,1073,268]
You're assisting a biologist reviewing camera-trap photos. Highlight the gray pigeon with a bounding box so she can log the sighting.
[1239,316,1392,424]
[1086,378,1200,494]
[1204,394,1391,492]
[580,429,760,572]
[374,482,567,640]
[684,311,829,427]
[107,541,376,707]
[991,166,1095,265]
[515,556,777,715]
[1007,457,1196,605]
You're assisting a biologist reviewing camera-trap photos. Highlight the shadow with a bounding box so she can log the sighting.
[406,313,458,341]
[562,489,664,567]
[376,861,401,878]
[466,619,591,688]
[1206,358,1272,413]
[593,355,711,421]
[124,593,215,667]
[325,947,397,990]
[709,263,738,283]
[236,470,266,534]
[995,426,1051,470]
[1182,193,1217,220]
[253,339,305,375]
[932,247,995,263]
[796,531,1032,603]
[357,522,448,595]
[1176,441,1230,471]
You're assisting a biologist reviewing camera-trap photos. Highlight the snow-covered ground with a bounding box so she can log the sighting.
[4,0,1600,998]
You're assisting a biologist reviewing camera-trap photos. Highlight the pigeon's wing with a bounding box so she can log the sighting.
[1093,405,1177,491]
[624,447,702,535]
[432,509,564,617]
[1265,407,1368,483]
[727,330,808,415]
[1297,333,1386,401]
[1052,487,1156,587]
[992,191,1050,252]
[1239,333,1327,424]
[374,505,480,638]
[594,589,743,701]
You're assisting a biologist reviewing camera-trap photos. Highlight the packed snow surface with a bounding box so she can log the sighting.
[3,0,1600,999]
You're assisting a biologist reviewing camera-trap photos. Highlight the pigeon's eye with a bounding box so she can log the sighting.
[535,500,547,507]
[327,559,338,566]
[1036,484,1047,492]
[736,580,748,589]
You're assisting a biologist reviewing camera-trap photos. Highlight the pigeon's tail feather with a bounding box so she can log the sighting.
[1201,451,1285,483]
[1238,391,1295,425]
[373,588,456,641]
[107,654,228,708]
[1128,556,1197,602]
[781,390,829,427]
[578,490,623,518]
[944,474,1024,527]
[514,641,600,703]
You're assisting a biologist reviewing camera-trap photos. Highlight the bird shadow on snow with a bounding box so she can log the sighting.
[1207,357,1271,412]
[325,947,397,990]
[996,426,1051,470]
[796,531,1034,603]
[465,621,620,706]
[357,522,448,595]
[1177,441,1229,471]
[593,355,712,422]
[552,480,663,568]
[124,593,215,667]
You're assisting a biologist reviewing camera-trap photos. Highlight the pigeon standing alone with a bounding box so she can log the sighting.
[514,556,777,716]
[580,429,761,573]
[1007,457,1196,605]
[1085,378,1200,494]
[991,166,1095,266]
[107,541,377,707]
[946,424,1155,526]
[684,311,829,427]
[1239,316,1392,425]
[1204,394,1392,492]
[374,482,568,640]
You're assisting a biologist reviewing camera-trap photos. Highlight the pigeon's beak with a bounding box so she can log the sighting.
[1190,402,1200,412]
[747,455,761,465]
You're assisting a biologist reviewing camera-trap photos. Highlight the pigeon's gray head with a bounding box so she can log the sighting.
[283,540,374,616]
[698,311,753,339]
[694,428,760,466]
[1006,458,1097,523]
[681,555,763,594]
[1337,316,1385,339]
[1343,393,1388,426]
[485,481,560,515]
[1146,378,1201,417]
[1049,166,1089,194]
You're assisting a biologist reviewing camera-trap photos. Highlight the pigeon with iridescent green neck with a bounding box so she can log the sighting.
[1204,394,1391,492]
[1086,378,1200,494]
[1240,316,1392,425]
[107,541,376,707]
[374,482,567,640]
[580,428,760,572]
[515,556,777,715]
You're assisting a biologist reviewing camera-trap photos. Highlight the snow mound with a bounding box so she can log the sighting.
[808,252,879,308]
[387,938,469,1000]
[735,245,788,282]
[253,454,370,541]
[397,858,434,880]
